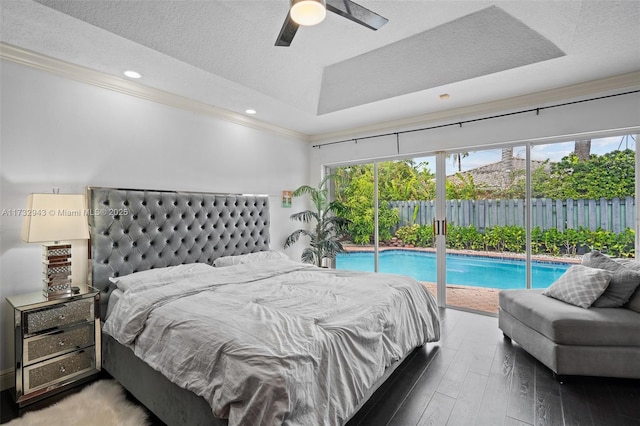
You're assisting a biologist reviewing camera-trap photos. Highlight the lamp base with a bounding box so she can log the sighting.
[44,289,73,299]
[42,243,72,298]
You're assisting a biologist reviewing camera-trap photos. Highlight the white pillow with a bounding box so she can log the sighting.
[213,250,288,267]
[542,265,612,308]
[109,263,214,291]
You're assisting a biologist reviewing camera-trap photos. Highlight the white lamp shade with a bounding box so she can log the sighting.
[290,0,326,26]
[21,194,90,243]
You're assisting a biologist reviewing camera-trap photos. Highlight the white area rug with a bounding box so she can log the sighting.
[8,380,149,426]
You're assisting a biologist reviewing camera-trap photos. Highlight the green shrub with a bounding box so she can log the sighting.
[585,228,616,253]
[495,226,525,252]
[531,227,544,254]
[346,202,398,245]
[611,228,635,258]
[463,226,484,250]
[416,225,435,247]
[396,224,419,245]
[395,224,435,247]
[393,222,635,259]
[541,228,563,256]
[446,225,463,250]
[560,228,581,256]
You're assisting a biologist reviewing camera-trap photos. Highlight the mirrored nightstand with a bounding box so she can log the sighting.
[6,284,101,407]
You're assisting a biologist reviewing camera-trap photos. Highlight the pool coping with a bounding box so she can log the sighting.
[341,245,582,265]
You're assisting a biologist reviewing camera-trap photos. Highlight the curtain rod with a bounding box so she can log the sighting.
[312,90,640,149]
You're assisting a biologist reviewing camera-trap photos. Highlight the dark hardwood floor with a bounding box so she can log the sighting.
[3,308,639,425]
[348,308,640,426]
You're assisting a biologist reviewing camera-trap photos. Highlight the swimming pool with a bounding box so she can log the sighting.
[336,250,571,289]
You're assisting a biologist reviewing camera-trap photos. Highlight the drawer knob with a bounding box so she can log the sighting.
[58,340,66,346]
[59,366,66,373]
[59,315,66,320]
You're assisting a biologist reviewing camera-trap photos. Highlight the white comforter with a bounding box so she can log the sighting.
[103,258,440,426]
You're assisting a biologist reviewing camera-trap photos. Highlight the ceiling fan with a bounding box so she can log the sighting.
[275,0,389,46]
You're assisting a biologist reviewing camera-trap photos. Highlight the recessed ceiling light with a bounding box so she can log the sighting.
[124,70,141,79]
[439,93,450,100]
[245,109,257,115]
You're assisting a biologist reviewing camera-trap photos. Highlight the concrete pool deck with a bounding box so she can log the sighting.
[342,245,581,315]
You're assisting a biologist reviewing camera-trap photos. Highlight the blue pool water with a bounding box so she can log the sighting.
[336,250,571,289]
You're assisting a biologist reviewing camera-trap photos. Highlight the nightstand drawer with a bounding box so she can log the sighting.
[24,323,94,365]
[24,298,94,334]
[24,350,95,393]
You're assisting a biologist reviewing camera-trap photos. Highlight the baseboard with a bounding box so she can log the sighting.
[1,368,14,391]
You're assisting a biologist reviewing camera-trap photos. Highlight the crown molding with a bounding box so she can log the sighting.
[0,42,308,142]
[310,71,640,143]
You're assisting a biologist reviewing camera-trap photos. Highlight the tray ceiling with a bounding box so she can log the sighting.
[1,1,639,137]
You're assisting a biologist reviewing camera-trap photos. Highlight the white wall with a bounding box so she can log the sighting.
[310,89,640,179]
[0,59,309,372]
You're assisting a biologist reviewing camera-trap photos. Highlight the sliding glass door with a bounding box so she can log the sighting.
[377,158,439,299]
[333,158,440,296]
[442,147,528,313]
[331,133,637,314]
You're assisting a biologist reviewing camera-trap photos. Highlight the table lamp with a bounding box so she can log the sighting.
[21,193,90,298]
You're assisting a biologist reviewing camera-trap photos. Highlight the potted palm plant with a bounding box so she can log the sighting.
[284,175,350,267]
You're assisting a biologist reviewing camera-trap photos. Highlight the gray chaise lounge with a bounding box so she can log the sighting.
[499,257,640,381]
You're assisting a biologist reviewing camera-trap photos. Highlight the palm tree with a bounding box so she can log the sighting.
[447,152,469,172]
[284,175,350,267]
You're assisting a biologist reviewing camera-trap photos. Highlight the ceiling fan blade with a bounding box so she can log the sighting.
[275,13,299,46]
[326,0,388,30]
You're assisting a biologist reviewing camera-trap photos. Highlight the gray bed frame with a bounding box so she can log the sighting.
[87,186,411,425]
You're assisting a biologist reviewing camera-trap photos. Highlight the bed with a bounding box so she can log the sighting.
[87,187,440,425]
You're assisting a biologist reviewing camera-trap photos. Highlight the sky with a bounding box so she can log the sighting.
[414,134,636,175]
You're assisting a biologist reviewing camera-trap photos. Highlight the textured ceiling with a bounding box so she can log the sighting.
[1,1,639,137]
[318,6,565,114]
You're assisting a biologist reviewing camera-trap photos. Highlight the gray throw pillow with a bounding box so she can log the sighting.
[542,265,612,308]
[610,258,640,313]
[626,287,640,313]
[582,252,640,308]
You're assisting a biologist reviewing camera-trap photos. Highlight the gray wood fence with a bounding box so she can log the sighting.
[390,197,635,233]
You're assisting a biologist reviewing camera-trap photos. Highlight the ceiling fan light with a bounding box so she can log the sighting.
[290,0,326,26]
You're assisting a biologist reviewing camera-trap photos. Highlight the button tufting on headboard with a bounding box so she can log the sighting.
[87,187,270,319]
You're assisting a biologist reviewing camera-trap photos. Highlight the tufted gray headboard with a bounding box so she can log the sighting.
[86,187,270,318]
